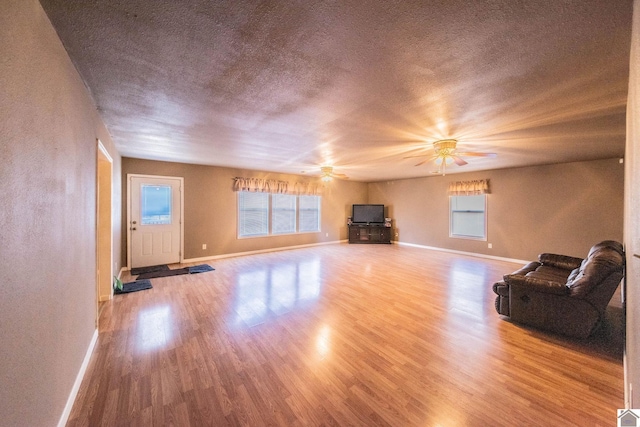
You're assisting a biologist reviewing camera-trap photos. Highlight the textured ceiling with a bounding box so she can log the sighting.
[40,0,632,181]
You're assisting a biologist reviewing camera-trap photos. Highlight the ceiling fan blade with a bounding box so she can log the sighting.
[456,152,497,158]
[452,156,468,166]
[333,173,349,179]
[414,156,439,167]
[403,154,431,159]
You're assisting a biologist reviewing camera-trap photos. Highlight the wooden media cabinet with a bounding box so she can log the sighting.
[348,224,392,244]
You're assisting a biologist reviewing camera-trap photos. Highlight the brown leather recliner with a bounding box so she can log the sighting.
[493,240,624,338]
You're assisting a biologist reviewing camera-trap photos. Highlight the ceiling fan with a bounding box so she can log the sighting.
[320,166,348,182]
[405,139,497,175]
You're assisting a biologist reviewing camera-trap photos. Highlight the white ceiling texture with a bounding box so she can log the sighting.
[40,0,633,181]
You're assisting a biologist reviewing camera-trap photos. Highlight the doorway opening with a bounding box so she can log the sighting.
[97,141,113,324]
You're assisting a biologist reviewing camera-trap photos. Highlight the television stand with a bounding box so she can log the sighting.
[348,224,392,244]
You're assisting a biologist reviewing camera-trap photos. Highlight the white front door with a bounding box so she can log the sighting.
[129,175,183,268]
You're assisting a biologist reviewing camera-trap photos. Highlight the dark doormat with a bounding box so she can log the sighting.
[136,264,215,279]
[130,264,169,276]
[114,279,152,294]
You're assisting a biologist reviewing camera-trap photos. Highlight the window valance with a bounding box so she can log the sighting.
[233,177,321,195]
[292,181,321,196]
[233,177,289,193]
[448,179,490,195]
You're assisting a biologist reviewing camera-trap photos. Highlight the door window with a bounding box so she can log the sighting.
[141,184,172,225]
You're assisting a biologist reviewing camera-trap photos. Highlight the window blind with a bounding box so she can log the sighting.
[238,192,269,237]
[272,194,297,234]
[299,195,321,232]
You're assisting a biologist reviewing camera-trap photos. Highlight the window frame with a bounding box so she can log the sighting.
[449,194,487,241]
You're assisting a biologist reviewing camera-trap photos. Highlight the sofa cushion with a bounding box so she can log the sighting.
[503,261,540,282]
[567,266,580,283]
[525,265,572,282]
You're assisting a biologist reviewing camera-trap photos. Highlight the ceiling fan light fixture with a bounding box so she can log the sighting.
[435,156,454,165]
[320,165,336,182]
[411,138,495,175]
[315,165,348,181]
[433,139,458,154]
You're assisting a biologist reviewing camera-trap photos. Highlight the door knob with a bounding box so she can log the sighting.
[131,227,137,231]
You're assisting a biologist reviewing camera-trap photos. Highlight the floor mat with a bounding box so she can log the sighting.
[136,264,215,279]
[130,264,169,276]
[114,279,152,294]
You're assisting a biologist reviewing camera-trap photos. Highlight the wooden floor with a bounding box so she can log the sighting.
[68,244,624,426]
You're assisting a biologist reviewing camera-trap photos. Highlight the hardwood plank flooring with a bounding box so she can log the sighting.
[68,244,624,426]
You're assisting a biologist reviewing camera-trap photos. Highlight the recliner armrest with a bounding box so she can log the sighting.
[504,274,569,295]
[510,261,541,277]
[538,253,583,271]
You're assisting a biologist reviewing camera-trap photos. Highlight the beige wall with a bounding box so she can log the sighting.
[121,157,623,265]
[121,158,368,264]
[369,158,624,261]
[0,1,122,425]
[624,0,639,408]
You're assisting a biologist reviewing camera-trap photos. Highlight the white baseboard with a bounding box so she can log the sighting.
[58,328,98,427]
[131,239,524,267]
[183,240,347,264]
[394,240,530,265]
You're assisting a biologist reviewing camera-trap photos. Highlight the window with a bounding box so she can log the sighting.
[238,192,321,238]
[141,184,172,225]
[272,194,297,234]
[238,191,269,237]
[299,195,321,232]
[450,194,486,240]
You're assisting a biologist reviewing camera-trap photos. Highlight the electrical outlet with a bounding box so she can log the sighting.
[202,244,207,250]
[325,232,329,237]
[488,243,492,249]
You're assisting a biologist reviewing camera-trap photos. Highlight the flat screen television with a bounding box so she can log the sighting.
[352,204,385,224]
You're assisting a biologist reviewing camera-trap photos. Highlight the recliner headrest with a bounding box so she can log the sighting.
[588,240,623,258]
[567,240,624,297]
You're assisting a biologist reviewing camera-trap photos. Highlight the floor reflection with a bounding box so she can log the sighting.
[136,305,172,353]
[445,259,493,377]
[233,257,322,327]
[447,259,491,339]
[447,258,489,318]
[315,324,331,360]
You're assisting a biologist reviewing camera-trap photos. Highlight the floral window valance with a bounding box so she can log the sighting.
[448,179,490,195]
[233,177,321,195]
